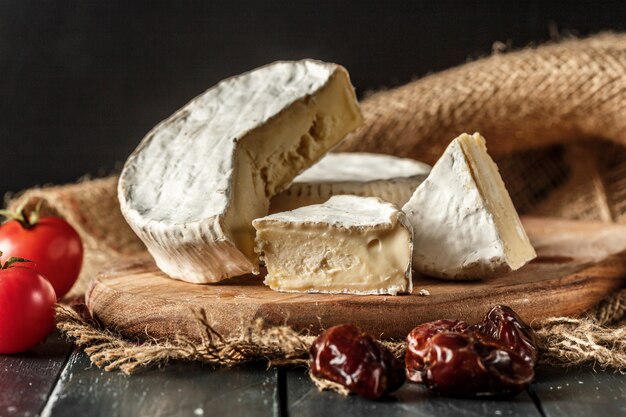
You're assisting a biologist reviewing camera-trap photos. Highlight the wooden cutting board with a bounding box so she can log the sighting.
[86,217,626,341]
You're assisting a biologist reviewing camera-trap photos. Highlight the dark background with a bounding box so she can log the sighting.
[1,0,625,199]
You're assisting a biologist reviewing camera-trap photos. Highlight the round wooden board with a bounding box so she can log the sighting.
[86,217,626,341]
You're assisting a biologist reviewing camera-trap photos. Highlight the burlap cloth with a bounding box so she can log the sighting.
[8,34,626,373]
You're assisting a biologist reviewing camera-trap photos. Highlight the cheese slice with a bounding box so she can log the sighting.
[270,153,430,212]
[253,195,413,295]
[402,133,536,279]
[118,60,363,283]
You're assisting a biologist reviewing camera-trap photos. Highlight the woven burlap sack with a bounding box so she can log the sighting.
[339,33,626,161]
[337,33,626,222]
[6,34,626,370]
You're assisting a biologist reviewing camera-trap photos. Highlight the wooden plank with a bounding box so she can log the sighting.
[40,351,278,417]
[530,367,626,417]
[86,217,626,343]
[0,331,72,417]
[286,368,542,417]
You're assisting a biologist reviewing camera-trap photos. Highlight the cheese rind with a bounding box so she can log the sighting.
[253,195,413,295]
[270,153,430,212]
[118,60,363,283]
[402,133,536,279]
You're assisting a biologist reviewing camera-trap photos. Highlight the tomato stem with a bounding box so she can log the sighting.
[0,200,43,229]
[0,251,32,269]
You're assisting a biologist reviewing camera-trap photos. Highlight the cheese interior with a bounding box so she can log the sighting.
[458,134,536,270]
[224,70,363,261]
[254,196,413,295]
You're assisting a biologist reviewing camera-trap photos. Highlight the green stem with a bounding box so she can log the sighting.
[0,200,43,229]
[0,251,32,269]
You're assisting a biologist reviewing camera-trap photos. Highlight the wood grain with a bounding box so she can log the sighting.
[0,331,72,417]
[286,368,542,417]
[86,217,626,342]
[40,351,278,417]
[530,366,626,417]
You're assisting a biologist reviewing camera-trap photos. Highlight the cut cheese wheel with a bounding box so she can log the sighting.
[402,133,536,280]
[118,60,363,283]
[253,195,413,295]
[270,153,430,212]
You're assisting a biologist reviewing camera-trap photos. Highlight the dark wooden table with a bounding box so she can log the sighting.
[1,332,624,417]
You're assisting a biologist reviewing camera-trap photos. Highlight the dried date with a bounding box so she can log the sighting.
[422,331,534,397]
[405,319,468,383]
[475,305,538,365]
[404,305,538,397]
[309,324,405,399]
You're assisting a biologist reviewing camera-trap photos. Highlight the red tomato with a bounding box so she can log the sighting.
[0,217,83,299]
[0,263,57,353]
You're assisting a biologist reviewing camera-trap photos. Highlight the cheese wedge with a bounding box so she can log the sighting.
[118,60,363,283]
[402,133,536,279]
[253,195,413,295]
[270,153,430,212]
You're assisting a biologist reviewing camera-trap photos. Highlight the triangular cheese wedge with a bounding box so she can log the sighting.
[119,60,363,283]
[402,133,536,279]
[270,153,430,212]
